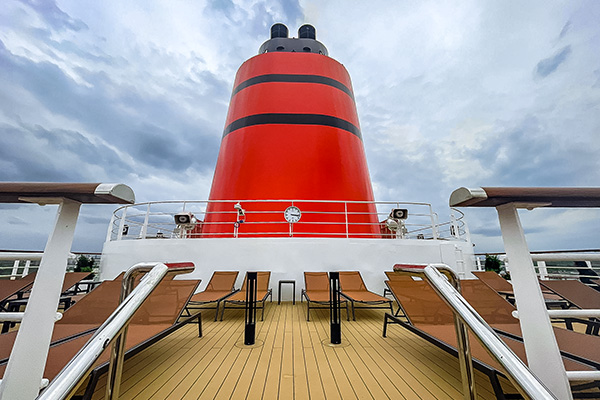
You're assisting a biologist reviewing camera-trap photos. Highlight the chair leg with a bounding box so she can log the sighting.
[383,314,389,337]
[394,305,401,317]
[307,302,310,321]
[220,302,226,321]
[198,313,203,337]
[488,370,507,400]
[352,302,356,321]
[214,302,220,322]
[81,370,101,400]
[345,302,350,321]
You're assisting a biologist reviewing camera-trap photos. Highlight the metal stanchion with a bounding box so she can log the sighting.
[244,272,257,345]
[329,272,341,344]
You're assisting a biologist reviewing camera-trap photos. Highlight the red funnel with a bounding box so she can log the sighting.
[202,49,379,237]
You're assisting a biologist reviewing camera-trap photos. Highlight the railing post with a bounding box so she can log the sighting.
[245,272,257,345]
[140,204,150,239]
[445,273,477,400]
[537,261,548,280]
[344,202,349,238]
[329,272,341,344]
[450,211,459,239]
[116,207,127,241]
[475,256,483,271]
[10,260,19,279]
[106,212,115,242]
[105,265,150,400]
[22,260,31,277]
[430,208,439,239]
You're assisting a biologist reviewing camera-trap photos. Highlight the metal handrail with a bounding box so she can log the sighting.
[513,309,600,319]
[394,264,558,400]
[107,199,466,241]
[36,262,194,400]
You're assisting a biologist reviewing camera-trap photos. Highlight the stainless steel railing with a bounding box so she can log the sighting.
[36,262,194,400]
[106,199,468,241]
[394,263,558,400]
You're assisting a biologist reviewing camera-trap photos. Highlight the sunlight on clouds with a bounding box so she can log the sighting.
[1,0,599,251]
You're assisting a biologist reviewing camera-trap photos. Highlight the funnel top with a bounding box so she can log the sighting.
[271,23,288,38]
[259,23,328,56]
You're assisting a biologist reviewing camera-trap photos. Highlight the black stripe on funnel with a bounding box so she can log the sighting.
[223,113,362,140]
[233,74,354,99]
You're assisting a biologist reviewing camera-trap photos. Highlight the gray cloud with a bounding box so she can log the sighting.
[0,34,224,178]
[1,1,599,254]
[535,45,572,78]
[80,214,112,225]
[558,21,571,40]
[470,225,501,238]
[0,122,133,181]
[6,216,27,225]
[593,69,600,88]
[20,0,87,32]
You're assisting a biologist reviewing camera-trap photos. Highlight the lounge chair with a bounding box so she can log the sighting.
[184,271,239,321]
[301,272,349,321]
[0,278,124,363]
[461,280,600,374]
[0,275,201,399]
[473,271,567,307]
[59,272,95,295]
[540,279,600,310]
[383,270,414,298]
[384,278,600,398]
[0,273,37,311]
[220,272,272,321]
[3,272,95,318]
[338,271,393,320]
[539,279,600,334]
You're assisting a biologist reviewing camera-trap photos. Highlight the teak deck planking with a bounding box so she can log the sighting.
[80,302,514,399]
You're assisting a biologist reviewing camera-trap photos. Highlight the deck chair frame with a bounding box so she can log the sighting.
[382,270,415,299]
[383,281,410,319]
[473,271,568,308]
[338,271,393,320]
[220,272,272,321]
[539,280,600,335]
[0,273,37,312]
[0,278,125,359]
[183,271,240,321]
[382,314,600,399]
[77,312,202,400]
[383,313,510,399]
[385,278,600,399]
[301,272,349,321]
[1,277,201,399]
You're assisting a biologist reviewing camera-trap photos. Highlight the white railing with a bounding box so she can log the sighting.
[0,252,101,279]
[105,199,468,241]
[0,252,45,279]
[475,250,600,280]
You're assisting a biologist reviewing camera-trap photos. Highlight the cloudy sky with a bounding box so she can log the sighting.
[0,0,598,253]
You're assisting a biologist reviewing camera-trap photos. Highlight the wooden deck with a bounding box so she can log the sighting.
[82,302,515,399]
